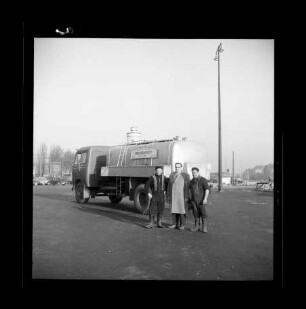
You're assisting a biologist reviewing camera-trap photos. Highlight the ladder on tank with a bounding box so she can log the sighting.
[117,146,128,167]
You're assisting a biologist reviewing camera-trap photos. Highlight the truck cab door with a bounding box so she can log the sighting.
[72,151,88,186]
[72,153,81,186]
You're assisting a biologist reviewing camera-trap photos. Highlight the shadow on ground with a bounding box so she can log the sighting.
[72,200,169,229]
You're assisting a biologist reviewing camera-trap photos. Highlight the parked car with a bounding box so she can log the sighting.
[63,173,72,184]
[48,179,59,185]
[37,177,49,185]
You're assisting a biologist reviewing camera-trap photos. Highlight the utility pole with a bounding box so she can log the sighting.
[240,161,243,180]
[214,43,224,192]
[232,151,235,185]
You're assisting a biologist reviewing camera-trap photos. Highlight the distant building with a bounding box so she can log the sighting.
[33,155,63,177]
[242,163,273,181]
[254,165,264,174]
[210,172,231,185]
[49,162,62,176]
[263,163,274,179]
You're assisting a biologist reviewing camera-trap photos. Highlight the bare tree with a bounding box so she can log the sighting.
[49,145,64,162]
[35,144,75,176]
[48,145,64,177]
[62,150,75,174]
[36,142,48,176]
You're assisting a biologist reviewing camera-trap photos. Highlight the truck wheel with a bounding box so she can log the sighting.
[134,184,149,212]
[109,196,123,204]
[75,182,89,204]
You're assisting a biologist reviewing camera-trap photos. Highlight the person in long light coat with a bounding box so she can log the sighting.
[167,162,190,230]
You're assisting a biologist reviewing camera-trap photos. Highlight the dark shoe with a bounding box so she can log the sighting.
[157,224,165,228]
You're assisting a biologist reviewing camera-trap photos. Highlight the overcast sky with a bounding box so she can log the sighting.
[34,38,274,173]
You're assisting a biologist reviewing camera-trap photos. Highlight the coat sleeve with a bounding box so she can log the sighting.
[201,177,210,199]
[145,176,153,194]
[202,177,209,191]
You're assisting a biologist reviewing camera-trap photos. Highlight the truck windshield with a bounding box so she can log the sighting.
[74,152,87,164]
[81,152,87,163]
[74,153,81,164]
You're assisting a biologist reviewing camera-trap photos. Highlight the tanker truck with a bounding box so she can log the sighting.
[72,137,210,212]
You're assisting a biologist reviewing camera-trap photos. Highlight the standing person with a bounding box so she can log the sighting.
[167,162,190,230]
[268,177,273,190]
[189,167,210,233]
[143,166,168,228]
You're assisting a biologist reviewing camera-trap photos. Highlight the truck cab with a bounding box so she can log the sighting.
[72,146,112,203]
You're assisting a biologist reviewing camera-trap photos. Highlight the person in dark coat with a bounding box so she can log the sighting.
[189,167,210,233]
[143,166,168,228]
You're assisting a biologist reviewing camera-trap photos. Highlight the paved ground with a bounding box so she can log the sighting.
[32,185,273,280]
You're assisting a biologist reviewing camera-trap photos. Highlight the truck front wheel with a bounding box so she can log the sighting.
[75,182,90,204]
[134,184,150,212]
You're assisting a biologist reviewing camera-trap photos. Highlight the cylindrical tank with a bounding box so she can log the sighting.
[107,139,209,178]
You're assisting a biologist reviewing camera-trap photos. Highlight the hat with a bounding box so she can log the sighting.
[155,166,163,170]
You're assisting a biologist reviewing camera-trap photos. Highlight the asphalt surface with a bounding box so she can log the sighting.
[32,185,273,280]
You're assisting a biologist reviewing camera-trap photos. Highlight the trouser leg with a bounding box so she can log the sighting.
[168,214,177,229]
[173,214,178,225]
[157,213,164,228]
[193,209,197,226]
[180,214,185,226]
[191,216,200,232]
[176,214,181,226]
[157,196,165,228]
[192,201,198,227]
[146,214,155,228]
[190,202,199,231]
[199,205,208,233]
[178,214,185,230]
[202,217,208,233]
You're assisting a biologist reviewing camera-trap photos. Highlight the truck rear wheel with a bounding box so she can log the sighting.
[75,182,90,204]
[109,196,123,204]
[134,184,150,212]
